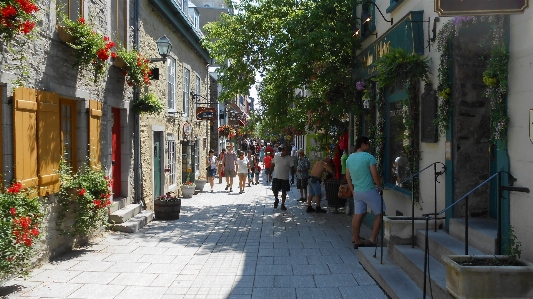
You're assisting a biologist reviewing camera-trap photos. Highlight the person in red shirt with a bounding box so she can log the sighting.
[264,152,273,184]
[265,143,274,157]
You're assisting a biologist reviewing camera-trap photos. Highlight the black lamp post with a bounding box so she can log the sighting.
[149,35,172,62]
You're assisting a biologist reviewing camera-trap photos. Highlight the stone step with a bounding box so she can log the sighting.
[358,247,430,299]
[389,245,452,299]
[416,229,484,262]
[110,210,154,233]
[449,217,497,254]
[108,196,132,215]
[108,203,142,224]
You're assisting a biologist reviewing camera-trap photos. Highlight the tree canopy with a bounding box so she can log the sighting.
[202,0,364,138]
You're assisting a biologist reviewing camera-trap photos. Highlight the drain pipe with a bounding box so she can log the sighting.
[133,0,144,207]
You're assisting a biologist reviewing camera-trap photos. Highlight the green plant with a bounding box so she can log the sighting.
[506,225,522,261]
[0,182,44,280]
[59,14,115,82]
[156,192,180,202]
[114,46,152,87]
[57,158,112,238]
[132,92,164,115]
[183,173,195,186]
[0,0,39,43]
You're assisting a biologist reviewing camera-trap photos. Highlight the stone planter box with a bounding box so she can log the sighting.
[154,199,181,220]
[56,25,75,43]
[194,179,207,191]
[384,216,443,245]
[180,185,195,198]
[442,255,533,299]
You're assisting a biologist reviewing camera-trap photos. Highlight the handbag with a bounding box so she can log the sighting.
[338,184,353,199]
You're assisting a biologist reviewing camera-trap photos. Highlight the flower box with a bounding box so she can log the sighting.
[442,255,533,299]
[113,56,127,69]
[56,25,75,43]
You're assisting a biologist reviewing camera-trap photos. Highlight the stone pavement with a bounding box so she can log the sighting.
[1,176,388,299]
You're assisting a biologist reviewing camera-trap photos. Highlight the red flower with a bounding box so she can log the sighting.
[93,199,101,208]
[103,36,109,41]
[78,188,86,196]
[16,0,39,14]
[31,227,39,236]
[111,52,117,58]
[7,182,22,194]
[78,17,85,24]
[23,238,32,247]
[96,48,109,61]
[1,5,17,18]
[10,207,17,216]
[105,41,115,49]
[121,70,128,76]
[20,20,35,34]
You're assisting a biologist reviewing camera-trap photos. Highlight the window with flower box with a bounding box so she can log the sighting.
[111,0,127,48]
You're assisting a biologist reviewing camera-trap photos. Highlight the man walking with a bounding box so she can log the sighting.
[271,146,295,211]
[306,156,335,213]
[346,136,385,249]
[296,149,310,202]
[223,143,237,193]
[264,152,273,184]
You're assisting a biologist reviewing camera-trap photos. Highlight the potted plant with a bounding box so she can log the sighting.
[0,0,39,43]
[154,192,181,220]
[194,175,207,191]
[113,47,152,87]
[218,125,236,138]
[57,15,115,82]
[0,182,43,280]
[442,227,533,298]
[180,174,196,198]
[132,92,164,115]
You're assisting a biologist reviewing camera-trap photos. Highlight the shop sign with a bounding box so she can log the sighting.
[196,107,216,120]
[435,0,529,16]
[183,122,191,137]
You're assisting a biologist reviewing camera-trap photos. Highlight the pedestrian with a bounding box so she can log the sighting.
[295,149,310,202]
[206,149,217,192]
[306,156,335,213]
[346,136,385,249]
[223,143,237,193]
[259,145,265,165]
[254,156,261,185]
[247,150,255,186]
[264,152,273,184]
[236,151,249,194]
[270,145,295,210]
[218,148,226,184]
[265,143,274,157]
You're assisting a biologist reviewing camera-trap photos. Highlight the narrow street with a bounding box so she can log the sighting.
[3,176,388,299]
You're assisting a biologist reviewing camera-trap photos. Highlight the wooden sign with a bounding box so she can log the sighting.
[196,107,216,120]
[435,0,529,16]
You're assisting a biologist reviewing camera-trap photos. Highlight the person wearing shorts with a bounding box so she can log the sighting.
[206,149,217,192]
[270,146,294,211]
[306,156,335,213]
[264,152,273,184]
[223,143,237,193]
[295,149,310,202]
[346,136,385,249]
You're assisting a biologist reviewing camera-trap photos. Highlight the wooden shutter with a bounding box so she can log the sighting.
[13,87,38,188]
[88,100,102,168]
[37,91,61,196]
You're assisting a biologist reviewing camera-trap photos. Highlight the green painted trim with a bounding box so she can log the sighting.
[386,0,404,13]
[150,0,211,63]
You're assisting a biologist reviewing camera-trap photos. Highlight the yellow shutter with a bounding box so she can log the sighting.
[88,100,102,168]
[13,87,38,188]
[37,91,60,196]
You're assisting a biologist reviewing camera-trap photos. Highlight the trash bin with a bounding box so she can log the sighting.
[324,179,346,210]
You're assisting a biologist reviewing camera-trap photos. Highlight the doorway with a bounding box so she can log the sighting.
[111,108,121,197]
[153,132,164,199]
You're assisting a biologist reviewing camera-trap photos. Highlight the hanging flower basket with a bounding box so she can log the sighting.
[114,47,152,87]
[112,56,127,69]
[56,25,75,43]
[0,0,39,43]
[132,93,164,115]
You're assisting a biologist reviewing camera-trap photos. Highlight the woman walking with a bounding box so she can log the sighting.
[236,151,249,194]
[206,149,217,192]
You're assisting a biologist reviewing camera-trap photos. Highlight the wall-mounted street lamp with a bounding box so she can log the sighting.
[353,17,371,37]
[362,2,393,25]
[148,35,172,63]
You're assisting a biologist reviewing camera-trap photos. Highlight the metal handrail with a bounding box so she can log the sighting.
[420,171,529,298]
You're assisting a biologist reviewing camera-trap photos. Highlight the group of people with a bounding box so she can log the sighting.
[206,136,384,250]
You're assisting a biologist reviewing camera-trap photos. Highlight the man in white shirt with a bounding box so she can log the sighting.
[271,146,295,210]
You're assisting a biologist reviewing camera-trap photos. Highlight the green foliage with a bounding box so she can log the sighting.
[0,0,39,43]
[115,46,152,87]
[202,0,362,135]
[57,158,112,238]
[132,93,164,115]
[505,225,522,261]
[374,47,430,90]
[0,182,43,280]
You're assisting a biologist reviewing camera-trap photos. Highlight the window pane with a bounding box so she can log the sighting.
[70,0,81,20]
[388,101,411,189]
[183,69,190,114]
[167,58,176,110]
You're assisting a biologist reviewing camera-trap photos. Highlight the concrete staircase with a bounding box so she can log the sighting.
[359,217,497,299]
[108,197,154,233]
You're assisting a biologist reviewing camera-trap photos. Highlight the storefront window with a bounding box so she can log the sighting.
[386,90,411,191]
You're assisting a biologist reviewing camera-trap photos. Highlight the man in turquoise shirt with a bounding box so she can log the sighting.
[346,136,385,248]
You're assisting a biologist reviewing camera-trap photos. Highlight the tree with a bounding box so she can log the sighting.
[202,0,363,138]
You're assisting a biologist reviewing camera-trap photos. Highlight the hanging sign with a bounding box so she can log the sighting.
[435,0,529,16]
[183,122,191,136]
[196,107,216,120]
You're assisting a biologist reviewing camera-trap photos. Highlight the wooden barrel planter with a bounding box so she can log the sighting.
[154,199,181,220]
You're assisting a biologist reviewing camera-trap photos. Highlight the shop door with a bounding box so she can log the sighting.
[153,134,162,198]
[182,143,192,183]
[111,108,121,196]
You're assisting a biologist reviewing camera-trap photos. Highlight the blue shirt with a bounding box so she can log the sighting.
[346,152,377,192]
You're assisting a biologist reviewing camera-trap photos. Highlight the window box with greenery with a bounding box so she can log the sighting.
[57,15,115,82]
[0,182,44,280]
[0,0,39,43]
[113,47,152,87]
[132,92,164,115]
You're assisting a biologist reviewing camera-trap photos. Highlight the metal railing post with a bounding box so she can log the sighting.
[465,195,469,255]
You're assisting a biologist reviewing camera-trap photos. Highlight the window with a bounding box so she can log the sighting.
[167,138,176,187]
[195,75,201,98]
[60,99,77,169]
[110,0,127,47]
[183,68,190,116]
[58,0,83,22]
[385,86,410,191]
[361,1,376,38]
[167,57,176,112]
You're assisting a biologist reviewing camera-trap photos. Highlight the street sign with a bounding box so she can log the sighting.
[196,107,216,120]
[435,0,529,16]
